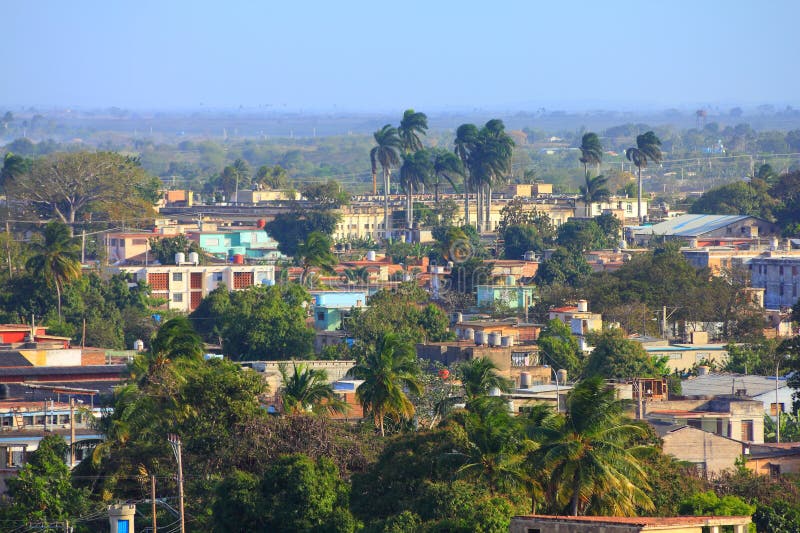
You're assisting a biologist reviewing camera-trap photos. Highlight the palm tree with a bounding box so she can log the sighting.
[429,148,464,203]
[579,132,603,180]
[475,120,514,231]
[458,357,513,401]
[397,109,428,154]
[399,150,433,229]
[150,316,204,362]
[296,231,337,285]
[529,376,653,516]
[625,131,662,224]
[579,174,612,217]
[26,221,81,321]
[278,362,346,415]
[354,334,422,436]
[370,125,402,238]
[340,266,370,286]
[454,124,479,228]
[454,396,527,496]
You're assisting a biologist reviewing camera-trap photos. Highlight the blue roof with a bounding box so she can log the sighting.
[634,214,753,237]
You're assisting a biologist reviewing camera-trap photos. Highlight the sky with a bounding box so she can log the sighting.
[2,0,799,112]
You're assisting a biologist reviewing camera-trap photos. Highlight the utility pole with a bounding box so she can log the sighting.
[151,474,158,533]
[5,220,11,278]
[81,229,86,263]
[69,398,75,467]
[168,434,185,533]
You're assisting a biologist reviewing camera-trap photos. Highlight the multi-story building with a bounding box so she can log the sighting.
[109,264,275,312]
[749,254,800,309]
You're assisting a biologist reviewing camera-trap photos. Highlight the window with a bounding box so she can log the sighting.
[173,294,183,303]
[58,414,69,424]
[769,463,781,480]
[527,529,541,533]
[173,273,183,282]
[23,415,33,426]
[233,272,254,289]
[110,238,118,246]
[317,312,325,321]
[771,403,785,416]
[148,273,169,291]
[34,415,45,425]
[215,273,223,282]
[1,416,11,427]
[779,266,784,276]
[118,519,130,533]
[741,420,754,441]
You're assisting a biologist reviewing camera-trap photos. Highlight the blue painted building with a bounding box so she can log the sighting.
[476,281,535,310]
[311,291,367,331]
[189,230,283,260]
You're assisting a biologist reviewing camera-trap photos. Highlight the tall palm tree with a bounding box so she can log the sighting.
[579,174,612,217]
[429,148,464,204]
[340,266,370,286]
[296,231,337,285]
[579,132,603,180]
[475,120,514,231]
[370,125,402,239]
[354,334,422,436]
[26,221,81,321]
[397,109,428,154]
[625,131,662,225]
[454,124,479,228]
[278,362,346,415]
[399,150,433,229]
[529,376,653,516]
[458,357,513,401]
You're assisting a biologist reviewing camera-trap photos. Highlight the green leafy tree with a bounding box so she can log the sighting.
[534,247,591,286]
[678,490,755,517]
[278,362,346,415]
[689,180,778,220]
[301,179,350,208]
[354,334,423,436]
[265,209,339,257]
[3,434,90,531]
[537,319,583,376]
[221,284,314,360]
[503,225,548,260]
[254,164,290,189]
[26,221,81,320]
[148,234,204,265]
[625,131,663,224]
[583,328,660,379]
[579,175,611,217]
[398,109,429,155]
[556,219,608,252]
[8,151,156,227]
[150,316,204,362]
[530,376,654,516]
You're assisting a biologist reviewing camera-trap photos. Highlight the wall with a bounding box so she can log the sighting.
[661,426,744,475]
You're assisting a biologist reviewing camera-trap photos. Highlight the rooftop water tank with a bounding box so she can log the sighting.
[188,251,199,265]
[488,332,502,347]
[474,330,486,345]
[133,339,145,352]
[174,252,186,265]
[463,328,474,341]
[366,250,377,262]
[501,336,514,347]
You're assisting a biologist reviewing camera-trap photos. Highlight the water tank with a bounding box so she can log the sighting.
[366,250,377,261]
[233,254,245,264]
[256,219,266,229]
[489,386,501,397]
[188,251,199,265]
[474,331,486,345]
[519,372,530,389]
[174,252,186,265]
[577,299,588,312]
[133,339,145,352]
[524,251,535,261]
[488,332,502,347]
[501,336,514,347]
[557,369,568,385]
[454,312,463,324]
[463,328,474,341]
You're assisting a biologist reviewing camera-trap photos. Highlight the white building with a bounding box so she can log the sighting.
[109,264,275,312]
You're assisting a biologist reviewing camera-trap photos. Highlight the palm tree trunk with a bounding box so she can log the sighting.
[464,179,470,227]
[476,186,483,232]
[434,180,440,204]
[407,186,413,229]
[383,168,391,240]
[56,281,62,322]
[372,171,377,195]
[637,167,643,225]
[485,184,492,231]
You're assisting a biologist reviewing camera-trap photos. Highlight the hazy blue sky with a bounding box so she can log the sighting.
[3,0,798,111]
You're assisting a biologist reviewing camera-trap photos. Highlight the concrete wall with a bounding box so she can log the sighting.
[249,360,356,393]
[662,426,744,475]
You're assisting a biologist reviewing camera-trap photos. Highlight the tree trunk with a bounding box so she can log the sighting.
[434,181,440,204]
[569,483,580,516]
[637,167,643,225]
[476,186,483,233]
[485,184,492,231]
[383,168,391,240]
[372,171,377,195]
[56,281,62,322]
[464,179,470,227]
[407,186,413,229]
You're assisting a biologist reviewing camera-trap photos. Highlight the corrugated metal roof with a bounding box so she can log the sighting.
[681,373,789,397]
[634,214,752,237]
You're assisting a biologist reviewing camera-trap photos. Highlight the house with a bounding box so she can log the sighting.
[310,291,367,331]
[746,442,800,478]
[548,300,602,351]
[644,343,729,373]
[629,214,778,247]
[510,514,751,533]
[654,423,747,476]
[475,280,535,310]
[188,228,282,261]
[646,397,765,444]
[574,196,648,222]
[680,373,792,419]
[453,318,541,345]
[109,264,275,312]
[749,254,800,309]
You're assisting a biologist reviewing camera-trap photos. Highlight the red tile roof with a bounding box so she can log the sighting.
[516,515,751,526]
